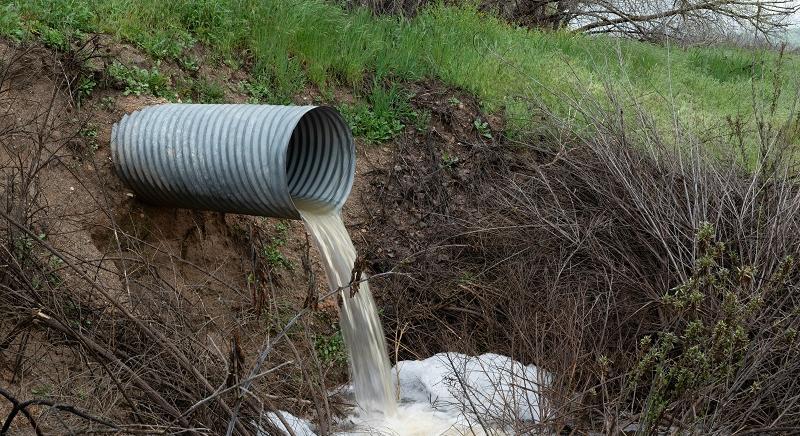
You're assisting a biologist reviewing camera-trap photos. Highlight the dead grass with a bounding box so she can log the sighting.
[369,68,800,432]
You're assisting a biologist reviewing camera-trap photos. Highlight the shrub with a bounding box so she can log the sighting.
[371,79,800,432]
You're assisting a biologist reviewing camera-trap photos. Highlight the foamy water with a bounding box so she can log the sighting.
[296,205,547,435]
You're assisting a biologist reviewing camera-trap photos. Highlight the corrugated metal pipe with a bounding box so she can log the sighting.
[111,104,355,219]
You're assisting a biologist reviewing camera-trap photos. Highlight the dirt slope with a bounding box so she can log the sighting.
[0,36,492,433]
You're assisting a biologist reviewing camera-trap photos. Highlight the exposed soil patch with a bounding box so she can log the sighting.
[0,35,497,433]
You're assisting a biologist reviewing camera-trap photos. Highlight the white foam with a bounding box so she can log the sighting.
[263,353,548,435]
[392,352,549,423]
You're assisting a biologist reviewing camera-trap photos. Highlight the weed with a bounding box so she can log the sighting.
[314,330,347,365]
[132,30,195,61]
[263,243,291,269]
[76,75,96,106]
[99,96,115,111]
[262,222,292,270]
[412,109,431,132]
[13,0,95,49]
[239,79,272,104]
[30,385,51,397]
[0,4,25,41]
[340,84,417,142]
[473,117,492,139]
[79,124,99,154]
[176,77,225,103]
[35,24,70,50]
[275,221,289,234]
[179,54,200,72]
[107,62,171,98]
[340,103,404,142]
[239,68,303,105]
[440,151,459,168]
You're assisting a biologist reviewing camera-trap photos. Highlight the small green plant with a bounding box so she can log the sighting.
[133,31,195,61]
[473,117,492,139]
[340,103,403,142]
[14,235,35,257]
[262,222,292,270]
[339,84,419,142]
[274,221,289,233]
[447,97,462,107]
[75,75,96,106]
[48,255,64,269]
[179,55,200,72]
[107,62,171,98]
[239,71,303,105]
[100,96,115,111]
[177,77,225,103]
[412,109,431,132]
[240,79,272,104]
[35,24,69,50]
[314,330,347,365]
[80,123,99,154]
[440,151,459,168]
[31,385,51,397]
[263,242,291,270]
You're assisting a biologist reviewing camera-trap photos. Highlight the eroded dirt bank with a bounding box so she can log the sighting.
[0,37,498,434]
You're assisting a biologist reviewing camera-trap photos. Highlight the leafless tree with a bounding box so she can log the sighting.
[347,0,798,43]
[568,0,800,43]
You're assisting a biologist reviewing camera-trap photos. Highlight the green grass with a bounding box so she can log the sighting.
[339,83,422,142]
[2,0,798,143]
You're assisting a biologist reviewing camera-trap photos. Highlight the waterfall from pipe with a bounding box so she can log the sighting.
[298,204,397,416]
[295,205,529,436]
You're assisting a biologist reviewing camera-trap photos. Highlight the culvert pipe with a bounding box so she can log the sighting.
[111,104,355,219]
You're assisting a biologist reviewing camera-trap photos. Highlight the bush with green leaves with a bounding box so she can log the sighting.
[626,222,792,432]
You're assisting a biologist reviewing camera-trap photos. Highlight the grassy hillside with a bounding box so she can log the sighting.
[2,0,798,141]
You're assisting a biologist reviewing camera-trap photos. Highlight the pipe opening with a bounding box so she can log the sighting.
[286,106,355,213]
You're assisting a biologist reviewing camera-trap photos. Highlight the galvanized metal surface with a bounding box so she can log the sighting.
[111,104,355,219]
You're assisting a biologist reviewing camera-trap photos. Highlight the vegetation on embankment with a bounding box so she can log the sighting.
[1,0,800,433]
[2,0,799,142]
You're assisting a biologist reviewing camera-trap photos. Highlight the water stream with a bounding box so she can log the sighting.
[298,206,397,416]
[297,205,539,435]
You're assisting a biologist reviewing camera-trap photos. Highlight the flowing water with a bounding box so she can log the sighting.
[298,205,530,435]
[298,205,397,416]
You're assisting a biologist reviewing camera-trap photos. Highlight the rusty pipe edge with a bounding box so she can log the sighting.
[111,104,356,219]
